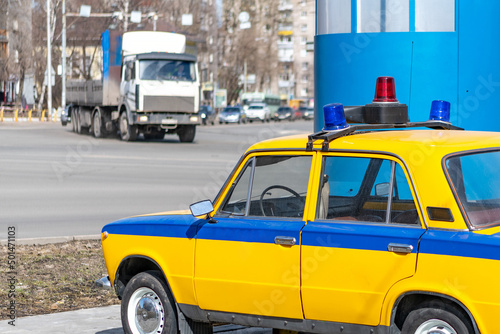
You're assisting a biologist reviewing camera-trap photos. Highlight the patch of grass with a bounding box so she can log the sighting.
[0,240,119,320]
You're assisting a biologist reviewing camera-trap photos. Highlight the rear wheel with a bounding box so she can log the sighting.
[121,271,177,334]
[178,125,196,143]
[92,109,104,138]
[119,112,137,141]
[402,307,472,334]
[75,109,82,134]
[72,109,77,132]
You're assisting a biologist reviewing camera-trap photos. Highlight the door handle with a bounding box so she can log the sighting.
[274,236,296,246]
[387,243,413,254]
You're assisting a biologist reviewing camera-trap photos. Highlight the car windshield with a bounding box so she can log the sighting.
[139,60,196,81]
[249,106,264,110]
[446,150,500,229]
[278,108,291,112]
[223,108,240,113]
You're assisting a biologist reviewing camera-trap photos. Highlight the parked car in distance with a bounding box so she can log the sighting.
[61,104,73,126]
[218,105,246,124]
[302,107,314,120]
[199,105,215,125]
[245,103,271,123]
[274,106,294,121]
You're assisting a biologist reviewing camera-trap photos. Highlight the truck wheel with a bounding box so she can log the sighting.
[120,112,137,141]
[92,110,104,138]
[121,271,177,334]
[402,307,472,334]
[72,111,77,132]
[75,109,82,134]
[178,125,195,143]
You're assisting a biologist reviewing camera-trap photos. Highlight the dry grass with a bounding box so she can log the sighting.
[0,240,119,320]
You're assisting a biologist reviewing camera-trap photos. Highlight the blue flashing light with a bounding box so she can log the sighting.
[429,100,451,122]
[323,103,349,131]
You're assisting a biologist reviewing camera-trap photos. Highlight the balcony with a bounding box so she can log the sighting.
[277,41,294,49]
[278,80,294,88]
[278,4,293,11]
[278,54,294,62]
[278,24,293,31]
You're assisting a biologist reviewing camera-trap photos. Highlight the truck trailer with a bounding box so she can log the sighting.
[66,30,200,142]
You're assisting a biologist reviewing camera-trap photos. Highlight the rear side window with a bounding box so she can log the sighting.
[317,156,420,225]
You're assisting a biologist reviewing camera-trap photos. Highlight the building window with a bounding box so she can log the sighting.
[302,62,309,70]
[209,54,213,63]
[300,0,307,5]
[301,88,308,97]
[301,24,307,32]
[300,49,307,57]
[209,36,213,45]
[300,36,307,45]
[357,0,409,33]
[301,11,307,18]
[302,75,309,83]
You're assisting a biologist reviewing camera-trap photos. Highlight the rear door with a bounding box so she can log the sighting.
[301,153,425,326]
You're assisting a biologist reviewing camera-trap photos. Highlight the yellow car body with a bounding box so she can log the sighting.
[102,127,500,334]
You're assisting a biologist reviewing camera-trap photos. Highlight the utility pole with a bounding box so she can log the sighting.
[46,0,52,118]
[61,0,66,111]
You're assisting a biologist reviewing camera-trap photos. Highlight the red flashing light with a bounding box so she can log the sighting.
[373,76,398,103]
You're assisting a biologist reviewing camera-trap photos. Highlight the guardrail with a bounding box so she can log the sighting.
[0,106,58,122]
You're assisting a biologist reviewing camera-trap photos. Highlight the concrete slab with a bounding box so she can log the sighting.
[0,305,123,334]
[0,305,273,334]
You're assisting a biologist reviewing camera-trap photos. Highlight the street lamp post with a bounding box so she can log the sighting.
[47,0,52,118]
[61,0,66,112]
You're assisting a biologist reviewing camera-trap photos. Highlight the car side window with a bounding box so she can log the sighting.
[219,155,312,218]
[317,156,420,225]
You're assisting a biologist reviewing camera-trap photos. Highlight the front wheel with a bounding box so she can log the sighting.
[121,271,177,334]
[119,112,137,141]
[178,125,196,143]
[402,307,472,334]
[92,110,104,138]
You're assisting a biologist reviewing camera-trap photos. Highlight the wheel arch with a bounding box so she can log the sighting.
[114,255,173,301]
[391,291,480,334]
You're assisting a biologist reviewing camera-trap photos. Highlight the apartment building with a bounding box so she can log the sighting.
[278,0,314,105]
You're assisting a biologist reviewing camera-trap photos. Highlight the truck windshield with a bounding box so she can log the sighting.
[139,60,196,81]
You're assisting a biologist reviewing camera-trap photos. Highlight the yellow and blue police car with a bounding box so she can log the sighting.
[101,78,500,334]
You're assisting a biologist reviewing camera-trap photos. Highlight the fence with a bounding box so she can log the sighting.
[0,106,59,123]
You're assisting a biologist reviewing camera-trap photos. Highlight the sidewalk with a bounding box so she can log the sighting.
[0,305,123,334]
[0,305,272,334]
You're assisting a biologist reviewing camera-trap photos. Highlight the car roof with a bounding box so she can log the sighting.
[247,129,500,161]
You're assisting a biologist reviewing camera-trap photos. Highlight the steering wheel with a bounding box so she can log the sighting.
[259,185,303,216]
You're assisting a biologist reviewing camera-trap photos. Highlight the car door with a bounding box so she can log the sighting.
[301,153,425,326]
[194,152,315,319]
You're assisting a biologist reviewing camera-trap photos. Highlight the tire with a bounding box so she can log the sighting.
[402,307,472,334]
[178,125,196,143]
[72,111,77,132]
[75,109,82,134]
[92,110,104,138]
[119,112,137,141]
[121,271,177,334]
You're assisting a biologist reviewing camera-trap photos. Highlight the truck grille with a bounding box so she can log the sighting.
[143,96,195,112]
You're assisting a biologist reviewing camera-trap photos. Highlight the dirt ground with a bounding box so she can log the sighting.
[0,240,120,320]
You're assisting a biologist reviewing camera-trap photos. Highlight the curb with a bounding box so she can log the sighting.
[0,234,101,246]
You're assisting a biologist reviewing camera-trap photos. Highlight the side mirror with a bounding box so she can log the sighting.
[375,182,390,197]
[190,200,214,217]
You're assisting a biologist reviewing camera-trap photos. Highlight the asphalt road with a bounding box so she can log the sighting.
[0,120,313,239]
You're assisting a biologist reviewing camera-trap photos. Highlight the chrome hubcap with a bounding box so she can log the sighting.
[128,287,164,334]
[414,319,456,334]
